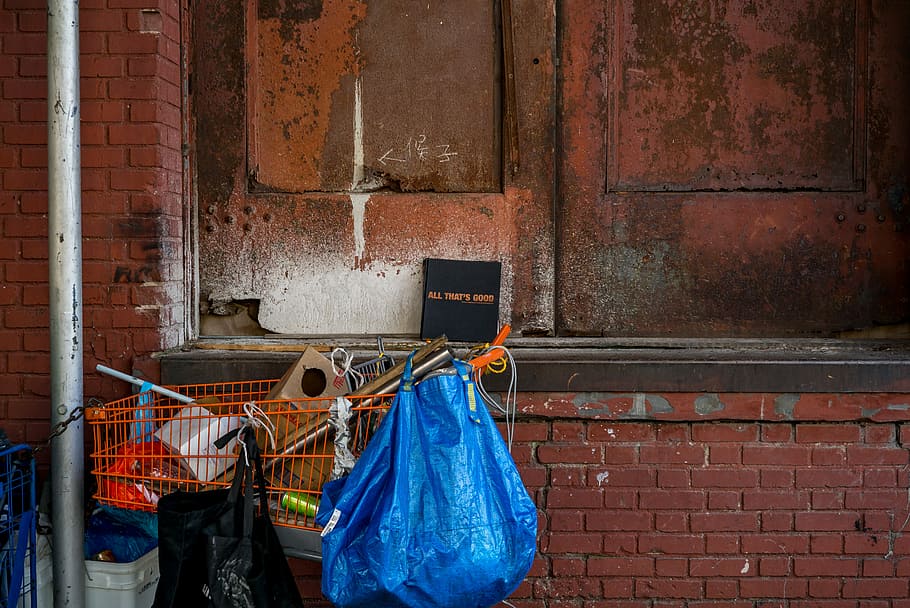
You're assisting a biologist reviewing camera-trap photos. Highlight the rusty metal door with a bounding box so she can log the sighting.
[193,0,554,336]
[557,0,909,337]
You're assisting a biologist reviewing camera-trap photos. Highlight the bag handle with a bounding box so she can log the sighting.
[225,429,270,538]
[401,352,415,391]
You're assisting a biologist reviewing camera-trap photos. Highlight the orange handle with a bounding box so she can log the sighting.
[469,324,511,370]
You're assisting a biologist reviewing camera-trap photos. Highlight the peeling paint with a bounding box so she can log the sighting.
[774,393,800,419]
[596,471,610,486]
[694,393,726,415]
[350,193,368,262]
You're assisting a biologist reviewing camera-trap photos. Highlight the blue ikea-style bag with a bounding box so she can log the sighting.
[316,355,537,608]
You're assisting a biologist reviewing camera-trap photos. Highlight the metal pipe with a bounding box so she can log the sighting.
[47,1,84,605]
[96,364,195,404]
[264,347,455,467]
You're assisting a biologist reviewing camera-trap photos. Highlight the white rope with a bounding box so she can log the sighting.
[330,347,363,390]
[242,401,277,451]
[475,345,518,452]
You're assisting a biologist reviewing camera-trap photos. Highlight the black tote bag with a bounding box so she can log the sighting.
[153,429,304,608]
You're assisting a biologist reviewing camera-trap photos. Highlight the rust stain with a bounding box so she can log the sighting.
[252,0,366,192]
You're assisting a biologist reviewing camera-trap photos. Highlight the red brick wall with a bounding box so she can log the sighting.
[4,1,910,606]
[0,0,185,449]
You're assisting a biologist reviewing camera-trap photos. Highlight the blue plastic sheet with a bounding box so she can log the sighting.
[317,356,537,608]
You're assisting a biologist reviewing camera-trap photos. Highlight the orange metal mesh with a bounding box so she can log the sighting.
[87,379,393,532]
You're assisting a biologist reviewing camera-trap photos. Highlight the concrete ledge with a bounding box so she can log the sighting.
[158,338,910,394]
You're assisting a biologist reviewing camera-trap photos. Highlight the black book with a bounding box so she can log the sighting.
[420,258,501,342]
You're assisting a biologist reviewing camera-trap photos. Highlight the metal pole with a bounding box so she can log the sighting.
[47,0,85,606]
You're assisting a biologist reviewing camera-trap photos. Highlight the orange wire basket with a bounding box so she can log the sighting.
[87,379,393,535]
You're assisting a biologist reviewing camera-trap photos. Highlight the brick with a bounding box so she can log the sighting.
[21,285,47,306]
[588,557,653,577]
[796,424,861,443]
[547,487,603,508]
[2,169,47,190]
[846,489,909,509]
[900,424,910,447]
[82,101,126,122]
[812,446,848,466]
[692,423,758,442]
[865,424,896,443]
[795,512,861,532]
[848,446,909,465]
[842,578,908,598]
[549,468,585,487]
[634,579,702,599]
[639,534,705,555]
[689,558,752,577]
[588,422,654,442]
[108,32,161,54]
[741,578,807,598]
[603,489,636,508]
[641,444,704,464]
[588,467,655,487]
[544,532,602,554]
[707,491,740,510]
[705,534,740,554]
[760,469,794,488]
[3,33,45,54]
[19,148,46,168]
[83,147,127,169]
[708,445,741,464]
[864,468,897,487]
[552,422,584,441]
[795,468,861,488]
[80,9,126,31]
[656,424,689,442]
[552,557,585,577]
[863,558,895,576]
[5,262,48,282]
[743,445,811,465]
[655,513,688,532]
[640,490,705,510]
[652,558,686,578]
[8,352,49,374]
[23,332,48,351]
[692,469,757,488]
[538,444,602,464]
[794,557,859,576]
[602,533,637,553]
[809,578,842,598]
[761,512,793,532]
[810,533,844,554]
[743,490,810,510]
[18,56,46,77]
[587,510,652,532]
[704,580,740,599]
[80,55,124,77]
[758,557,791,577]
[657,468,689,488]
[550,510,583,531]
[761,424,793,442]
[690,512,758,532]
[603,446,637,464]
[741,534,809,554]
[811,490,845,509]
[108,124,162,145]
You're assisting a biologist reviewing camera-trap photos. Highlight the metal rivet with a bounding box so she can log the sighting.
[876,214,886,223]
[263,213,272,222]
[244,206,254,215]
[224,215,235,224]
[856,223,866,233]
[243,223,252,232]
[856,204,866,213]
[206,205,216,215]
[836,213,846,222]
[205,224,215,232]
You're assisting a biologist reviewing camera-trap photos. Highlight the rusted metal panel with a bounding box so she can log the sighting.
[248,0,500,193]
[194,0,556,336]
[558,0,909,337]
[610,0,865,192]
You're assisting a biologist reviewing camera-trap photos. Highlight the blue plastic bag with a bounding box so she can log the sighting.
[317,355,537,608]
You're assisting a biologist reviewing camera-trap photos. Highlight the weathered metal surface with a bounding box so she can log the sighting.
[557,0,909,337]
[194,0,555,336]
[248,0,500,193]
[611,0,864,191]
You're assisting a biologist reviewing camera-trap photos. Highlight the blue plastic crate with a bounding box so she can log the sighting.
[0,444,37,608]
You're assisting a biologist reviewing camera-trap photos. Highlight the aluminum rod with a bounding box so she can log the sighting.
[47,1,84,605]
[96,364,195,404]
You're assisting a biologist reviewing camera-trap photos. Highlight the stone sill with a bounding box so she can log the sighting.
[158,337,910,394]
